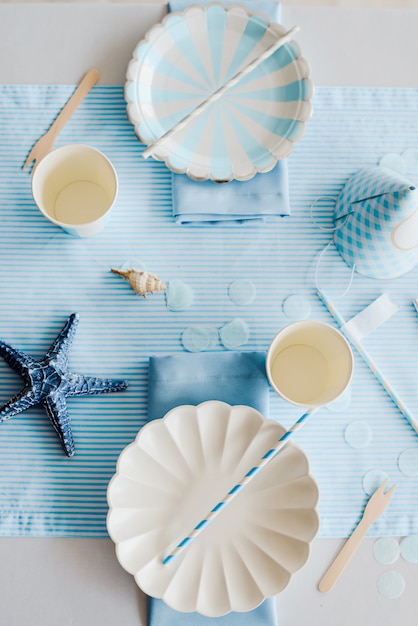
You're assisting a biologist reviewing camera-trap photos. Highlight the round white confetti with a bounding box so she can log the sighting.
[400,535,418,563]
[120,258,146,272]
[166,280,194,311]
[377,570,405,599]
[182,326,217,353]
[379,153,407,175]
[344,420,372,448]
[373,537,400,565]
[362,469,389,496]
[401,149,418,175]
[398,448,418,477]
[219,318,250,350]
[228,279,256,306]
[326,387,352,413]
[282,294,311,321]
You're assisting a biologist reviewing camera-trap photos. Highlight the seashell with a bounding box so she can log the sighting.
[111,268,166,298]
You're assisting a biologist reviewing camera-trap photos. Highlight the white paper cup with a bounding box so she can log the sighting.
[32,144,118,237]
[266,320,353,408]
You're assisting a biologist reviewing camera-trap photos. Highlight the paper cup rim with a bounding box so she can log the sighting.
[266,319,354,408]
[31,143,118,229]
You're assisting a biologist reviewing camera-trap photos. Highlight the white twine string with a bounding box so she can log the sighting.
[310,196,356,298]
[309,195,339,231]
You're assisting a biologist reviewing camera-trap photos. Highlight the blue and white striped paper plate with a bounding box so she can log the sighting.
[125,3,312,181]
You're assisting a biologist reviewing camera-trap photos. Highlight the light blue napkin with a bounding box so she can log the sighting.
[168,0,290,225]
[148,351,269,420]
[169,0,281,15]
[148,596,278,626]
[172,161,290,224]
[147,350,277,625]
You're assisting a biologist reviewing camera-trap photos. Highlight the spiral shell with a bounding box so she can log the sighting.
[111,268,166,298]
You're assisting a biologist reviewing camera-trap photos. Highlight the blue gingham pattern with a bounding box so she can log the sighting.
[334,166,418,279]
[2,85,418,539]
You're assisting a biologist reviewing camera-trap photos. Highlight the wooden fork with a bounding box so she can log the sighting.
[22,68,100,172]
[318,479,396,592]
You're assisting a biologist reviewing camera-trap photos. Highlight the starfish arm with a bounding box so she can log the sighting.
[0,339,37,379]
[65,373,128,397]
[43,393,75,457]
[45,313,80,370]
[0,387,38,422]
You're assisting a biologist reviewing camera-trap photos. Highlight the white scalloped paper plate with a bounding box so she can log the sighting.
[125,4,313,181]
[107,401,319,617]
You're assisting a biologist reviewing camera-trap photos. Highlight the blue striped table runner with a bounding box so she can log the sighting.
[1,85,418,537]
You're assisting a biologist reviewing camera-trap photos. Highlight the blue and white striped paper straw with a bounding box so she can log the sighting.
[162,407,317,565]
[317,289,418,435]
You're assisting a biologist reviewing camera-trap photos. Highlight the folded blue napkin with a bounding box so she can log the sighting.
[169,0,281,15]
[148,595,278,626]
[168,0,290,225]
[147,350,277,626]
[172,161,290,224]
[148,351,269,420]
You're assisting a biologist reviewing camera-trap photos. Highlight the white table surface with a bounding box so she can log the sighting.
[1,4,418,625]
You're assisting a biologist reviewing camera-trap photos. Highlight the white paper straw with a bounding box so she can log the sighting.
[143,25,300,159]
[318,289,418,435]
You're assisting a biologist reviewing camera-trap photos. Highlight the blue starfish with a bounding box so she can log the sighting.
[0,313,128,457]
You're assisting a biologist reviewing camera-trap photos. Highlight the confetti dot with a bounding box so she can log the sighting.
[219,318,250,350]
[373,538,400,565]
[377,571,405,599]
[379,153,407,176]
[362,469,389,496]
[228,279,256,306]
[182,326,217,352]
[398,448,418,477]
[166,280,194,311]
[282,294,311,321]
[401,149,418,175]
[400,535,418,563]
[120,258,146,272]
[344,420,372,448]
[326,387,352,413]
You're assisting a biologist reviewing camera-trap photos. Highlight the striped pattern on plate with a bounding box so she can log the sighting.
[125,4,312,181]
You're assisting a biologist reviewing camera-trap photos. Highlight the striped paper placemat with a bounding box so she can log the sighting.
[1,85,418,537]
